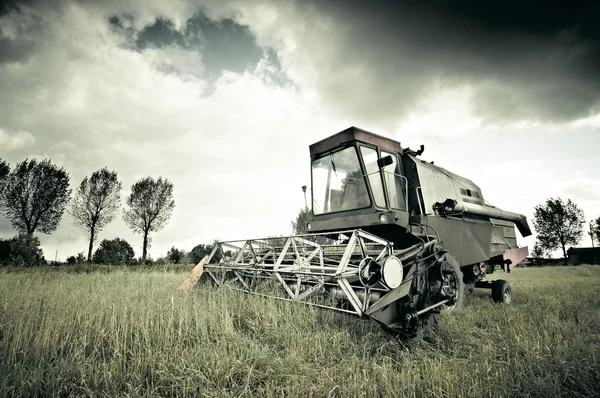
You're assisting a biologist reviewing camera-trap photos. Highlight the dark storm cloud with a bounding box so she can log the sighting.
[134,18,191,50]
[294,0,600,124]
[0,34,35,63]
[0,0,25,16]
[119,12,265,79]
[188,15,263,79]
[0,0,37,64]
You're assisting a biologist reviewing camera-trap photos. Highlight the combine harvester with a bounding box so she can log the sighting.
[180,127,531,336]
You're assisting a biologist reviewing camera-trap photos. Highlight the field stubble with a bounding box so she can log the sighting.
[0,266,599,397]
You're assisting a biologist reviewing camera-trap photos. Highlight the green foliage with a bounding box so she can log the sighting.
[66,252,86,265]
[188,241,230,264]
[592,217,600,246]
[123,176,175,263]
[263,236,287,247]
[92,238,135,265]
[0,158,9,182]
[0,158,8,213]
[290,207,332,245]
[70,167,122,261]
[0,267,599,396]
[1,158,71,235]
[0,234,45,266]
[531,243,546,258]
[189,243,213,264]
[166,246,185,264]
[291,207,309,235]
[533,197,585,259]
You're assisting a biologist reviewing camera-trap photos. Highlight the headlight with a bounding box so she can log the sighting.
[379,213,387,223]
[306,223,312,230]
[381,256,403,288]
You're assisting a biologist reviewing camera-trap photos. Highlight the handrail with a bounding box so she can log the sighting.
[363,169,408,211]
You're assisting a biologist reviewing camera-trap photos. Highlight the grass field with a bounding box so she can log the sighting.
[1,265,599,397]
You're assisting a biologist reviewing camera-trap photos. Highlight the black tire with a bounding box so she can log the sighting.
[441,253,465,310]
[491,280,512,304]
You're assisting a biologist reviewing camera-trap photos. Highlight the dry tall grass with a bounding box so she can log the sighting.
[0,266,599,397]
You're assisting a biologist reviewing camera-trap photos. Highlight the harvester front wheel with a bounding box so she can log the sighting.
[491,280,511,304]
[440,254,465,310]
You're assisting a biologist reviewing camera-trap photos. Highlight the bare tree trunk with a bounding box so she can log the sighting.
[560,238,567,260]
[87,228,95,262]
[142,230,149,263]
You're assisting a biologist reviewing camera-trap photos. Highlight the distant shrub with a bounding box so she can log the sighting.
[154,257,169,265]
[167,246,186,264]
[0,234,46,267]
[66,252,86,265]
[189,243,225,264]
[141,256,154,265]
[92,238,135,265]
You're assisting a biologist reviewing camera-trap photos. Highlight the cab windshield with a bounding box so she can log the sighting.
[311,146,370,215]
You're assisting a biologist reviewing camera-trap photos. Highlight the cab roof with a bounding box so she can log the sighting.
[309,126,403,158]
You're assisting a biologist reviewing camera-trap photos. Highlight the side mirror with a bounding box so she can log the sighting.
[377,155,393,169]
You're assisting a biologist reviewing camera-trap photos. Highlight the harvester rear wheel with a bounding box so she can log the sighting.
[491,280,511,304]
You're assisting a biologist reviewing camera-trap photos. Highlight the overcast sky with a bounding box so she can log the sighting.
[1,0,599,261]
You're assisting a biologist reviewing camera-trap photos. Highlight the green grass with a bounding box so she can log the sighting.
[0,266,599,397]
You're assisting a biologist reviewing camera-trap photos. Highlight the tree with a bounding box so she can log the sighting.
[71,168,122,261]
[0,158,9,212]
[290,207,331,244]
[189,242,215,264]
[167,246,185,264]
[533,198,585,259]
[291,207,310,235]
[531,243,546,258]
[67,252,86,265]
[591,217,600,247]
[0,234,46,267]
[123,177,175,263]
[188,241,232,264]
[0,158,9,182]
[92,238,135,265]
[1,159,71,235]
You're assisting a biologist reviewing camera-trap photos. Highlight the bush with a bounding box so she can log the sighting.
[92,238,135,265]
[0,234,46,267]
[66,252,86,265]
[166,246,186,264]
[189,243,221,264]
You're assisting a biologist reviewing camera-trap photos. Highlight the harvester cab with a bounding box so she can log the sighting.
[182,126,532,337]
[307,127,530,268]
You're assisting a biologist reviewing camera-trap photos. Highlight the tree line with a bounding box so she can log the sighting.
[1,157,599,266]
[0,158,174,265]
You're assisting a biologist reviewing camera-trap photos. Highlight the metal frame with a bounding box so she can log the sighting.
[203,229,394,317]
[363,169,408,212]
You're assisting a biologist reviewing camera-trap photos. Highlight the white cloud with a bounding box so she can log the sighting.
[0,129,36,151]
[570,112,600,130]
[0,1,338,260]
[0,0,598,262]
[395,86,482,139]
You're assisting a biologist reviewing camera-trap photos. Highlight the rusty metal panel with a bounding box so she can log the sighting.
[503,246,529,269]
[177,256,209,292]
